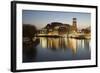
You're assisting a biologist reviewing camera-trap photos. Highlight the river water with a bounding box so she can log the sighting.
[23,37,91,63]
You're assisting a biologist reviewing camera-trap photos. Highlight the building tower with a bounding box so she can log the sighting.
[72,18,77,32]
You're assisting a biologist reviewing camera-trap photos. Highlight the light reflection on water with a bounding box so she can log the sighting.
[23,37,91,63]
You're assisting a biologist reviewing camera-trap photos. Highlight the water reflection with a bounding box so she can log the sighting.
[23,37,91,62]
[23,38,39,62]
[39,37,90,54]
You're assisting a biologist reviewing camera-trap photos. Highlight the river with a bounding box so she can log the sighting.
[23,37,91,63]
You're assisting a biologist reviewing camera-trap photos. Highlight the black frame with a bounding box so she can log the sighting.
[11,1,98,72]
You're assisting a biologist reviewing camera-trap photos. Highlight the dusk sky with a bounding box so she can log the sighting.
[22,10,91,30]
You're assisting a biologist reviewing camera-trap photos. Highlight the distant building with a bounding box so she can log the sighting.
[39,18,78,35]
[71,18,77,32]
[81,26,91,34]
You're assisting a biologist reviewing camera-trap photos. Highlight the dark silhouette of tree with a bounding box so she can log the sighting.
[23,24,37,39]
[23,24,39,62]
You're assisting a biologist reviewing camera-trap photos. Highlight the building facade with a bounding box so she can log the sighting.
[39,18,78,35]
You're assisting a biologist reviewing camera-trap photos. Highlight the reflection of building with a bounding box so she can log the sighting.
[39,18,78,35]
[39,37,77,54]
[67,38,77,54]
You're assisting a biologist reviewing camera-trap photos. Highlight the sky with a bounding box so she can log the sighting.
[22,10,91,30]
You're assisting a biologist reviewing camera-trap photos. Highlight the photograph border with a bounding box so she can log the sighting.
[11,1,98,72]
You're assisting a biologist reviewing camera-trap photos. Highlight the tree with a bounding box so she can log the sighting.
[23,24,37,39]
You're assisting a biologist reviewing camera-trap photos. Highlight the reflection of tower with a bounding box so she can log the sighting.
[72,18,77,31]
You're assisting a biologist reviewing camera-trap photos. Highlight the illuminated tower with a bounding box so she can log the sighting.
[72,18,77,32]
